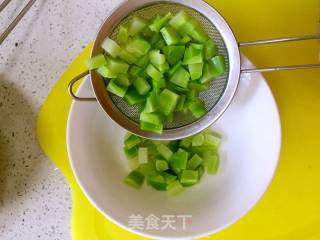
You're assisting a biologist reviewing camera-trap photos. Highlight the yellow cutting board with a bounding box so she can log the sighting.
[37,0,320,239]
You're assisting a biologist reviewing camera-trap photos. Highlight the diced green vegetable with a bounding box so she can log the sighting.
[138,147,148,164]
[140,112,164,125]
[124,170,144,189]
[169,11,189,30]
[118,25,129,44]
[206,154,220,175]
[136,54,149,68]
[114,74,130,87]
[128,157,139,170]
[133,77,151,95]
[163,45,185,65]
[124,146,138,159]
[124,134,142,149]
[167,61,182,77]
[204,133,221,148]
[118,48,138,64]
[124,87,145,105]
[149,49,166,65]
[187,153,203,170]
[149,12,172,32]
[162,172,177,184]
[176,94,186,111]
[160,26,180,45]
[106,56,129,74]
[84,54,107,70]
[107,80,127,97]
[169,67,190,88]
[192,133,204,146]
[147,174,167,191]
[145,64,163,80]
[140,121,163,134]
[102,37,121,58]
[204,39,218,60]
[167,180,184,196]
[129,65,143,77]
[197,165,205,179]
[154,62,169,73]
[180,170,199,186]
[128,16,147,36]
[137,162,156,177]
[180,35,191,44]
[126,37,151,57]
[143,92,157,113]
[157,89,179,116]
[170,150,188,170]
[210,55,226,76]
[156,159,169,171]
[189,80,209,91]
[188,99,207,118]
[179,137,192,149]
[96,66,117,78]
[183,44,203,65]
[157,144,173,160]
[188,63,203,80]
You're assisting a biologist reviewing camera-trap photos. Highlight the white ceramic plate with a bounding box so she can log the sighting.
[67,58,281,239]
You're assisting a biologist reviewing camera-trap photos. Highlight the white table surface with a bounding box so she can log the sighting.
[0,0,124,239]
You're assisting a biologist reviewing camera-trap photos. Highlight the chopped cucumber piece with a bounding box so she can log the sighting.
[169,11,189,30]
[96,66,117,78]
[156,159,169,171]
[157,89,179,116]
[192,133,205,147]
[140,112,164,125]
[133,77,151,95]
[118,25,129,44]
[138,147,148,164]
[124,134,142,149]
[118,48,138,64]
[140,121,163,134]
[204,133,221,148]
[188,99,207,118]
[188,63,203,80]
[183,44,203,65]
[167,180,184,196]
[145,64,163,80]
[124,170,144,189]
[157,144,173,160]
[124,87,145,105]
[149,12,172,32]
[106,56,129,74]
[102,37,121,58]
[169,67,190,88]
[147,174,167,191]
[162,172,177,184]
[180,170,199,186]
[107,80,127,97]
[187,153,203,170]
[163,45,185,65]
[160,26,180,45]
[149,49,166,65]
[204,39,218,60]
[137,162,156,177]
[170,150,188,170]
[124,146,138,159]
[128,16,147,36]
[126,37,151,57]
[206,154,220,175]
[84,54,107,70]
[114,74,130,87]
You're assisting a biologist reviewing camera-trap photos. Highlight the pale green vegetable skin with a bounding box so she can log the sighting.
[85,11,226,134]
[123,129,221,194]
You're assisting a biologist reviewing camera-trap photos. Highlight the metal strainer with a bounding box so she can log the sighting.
[68,0,320,140]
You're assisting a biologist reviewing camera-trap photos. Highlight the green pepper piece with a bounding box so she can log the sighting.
[106,80,128,97]
[204,39,218,60]
[124,170,144,189]
[160,26,181,45]
[163,45,185,65]
[157,89,180,116]
[133,77,151,95]
[149,12,172,33]
[169,67,190,88]
[123,87,145,105]
[187,153,203,170]
[180,170,199,186]
[84,54,107,70]
[140,121,163,134]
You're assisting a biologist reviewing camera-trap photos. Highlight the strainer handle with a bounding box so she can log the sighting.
[68,70,96,101]
[239,34,320,73]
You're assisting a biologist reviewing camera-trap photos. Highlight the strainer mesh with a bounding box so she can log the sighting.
[106,3,229,129]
